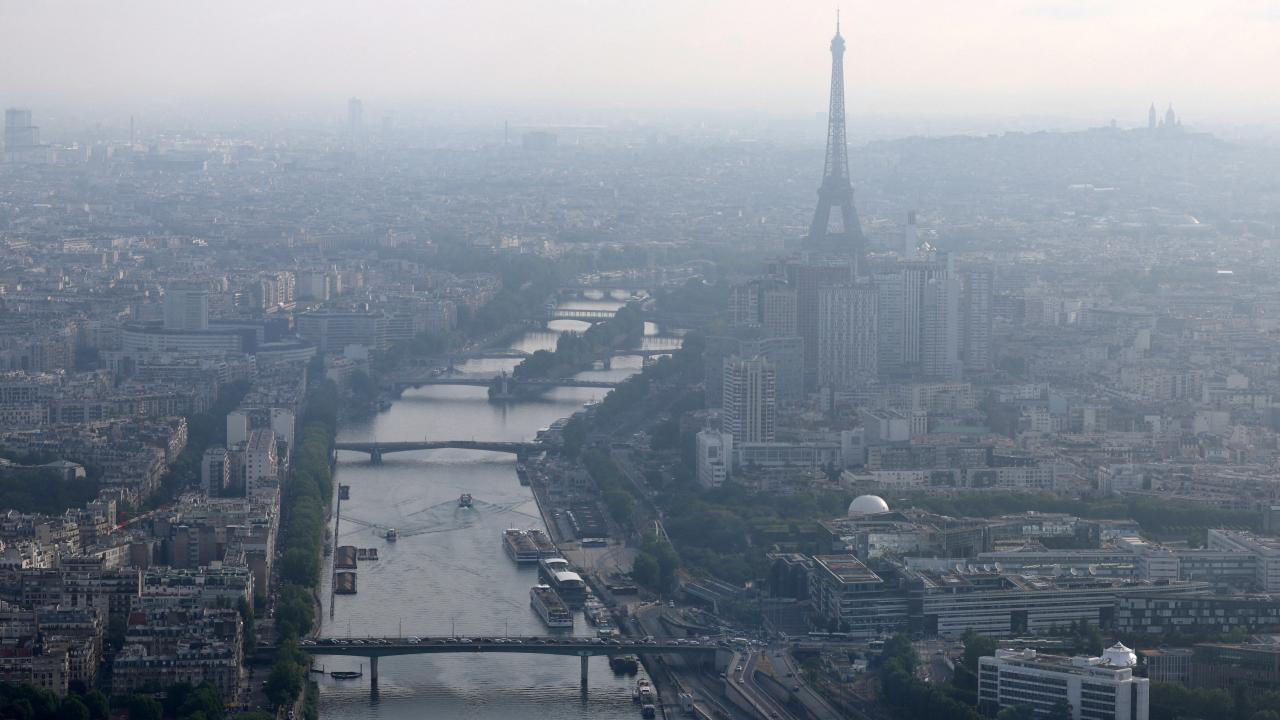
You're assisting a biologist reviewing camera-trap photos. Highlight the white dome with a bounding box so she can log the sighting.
[1102,643,1136,668]
[848,495,890,516]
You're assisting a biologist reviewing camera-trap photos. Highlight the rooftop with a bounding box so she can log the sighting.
[812,554,882,585]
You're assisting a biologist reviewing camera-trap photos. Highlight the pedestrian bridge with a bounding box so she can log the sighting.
[333,440,536,463]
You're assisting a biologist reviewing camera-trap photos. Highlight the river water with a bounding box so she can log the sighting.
[312,297,679,719]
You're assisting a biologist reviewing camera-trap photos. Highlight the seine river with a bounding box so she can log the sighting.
[311,297,679,719]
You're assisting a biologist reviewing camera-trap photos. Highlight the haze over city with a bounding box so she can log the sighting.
[5,0,1280,132]
[2,4,1280,720]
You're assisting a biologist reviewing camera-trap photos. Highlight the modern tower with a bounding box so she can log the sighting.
[805,15,866,261]
[817,283,878,390]
[3,108,40,162]
[163,283,209,331]
[903,210,919,258]
[723,356,777,444]
[961,266,993,372]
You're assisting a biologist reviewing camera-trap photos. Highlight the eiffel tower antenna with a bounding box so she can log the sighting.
[805,12,866,265]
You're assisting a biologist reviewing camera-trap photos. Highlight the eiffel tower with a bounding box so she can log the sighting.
[804,13,866,262]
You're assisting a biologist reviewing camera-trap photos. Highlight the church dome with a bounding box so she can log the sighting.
[848,495,890,517]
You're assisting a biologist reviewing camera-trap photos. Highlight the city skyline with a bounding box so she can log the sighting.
[2,1,1280,128]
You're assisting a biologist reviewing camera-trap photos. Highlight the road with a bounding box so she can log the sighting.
[738,649,797,720]
[633,605,751,720]
[766,647,844,720]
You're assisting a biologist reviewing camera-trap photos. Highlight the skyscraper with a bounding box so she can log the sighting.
[1148,103,1157,130]
[879,256,960,379]
[777,257,854,384]
[961,266,993,372]
[920,269,961,380]
[3,108,40,162]
[163,283,209,331]
[873,270,907,374]
[817,283,878,390]
[704,334,803,407]
[804,15,866,261]
[723,356,776,444]
[903,211,919,258]
[729,278,798,339]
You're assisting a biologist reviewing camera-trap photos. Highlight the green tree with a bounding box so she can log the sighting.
[962,629,1000,675]
[632,553,660,589]
[238,596,256,653]
[266,656,304,708]
[81,690,108,720]
[996,706,1035,720]
[56,697,89,720]
[176,682,224,720]
[280,547,320,588]
[275,584,315,639]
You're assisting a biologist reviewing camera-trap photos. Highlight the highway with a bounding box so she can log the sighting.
[738,649,797,720]
[765,647,844,720]
[632,605,751,720]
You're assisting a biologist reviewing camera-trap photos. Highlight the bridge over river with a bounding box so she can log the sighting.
[385,372,621,394]
[286,636,724,696]
[332,440,537,463]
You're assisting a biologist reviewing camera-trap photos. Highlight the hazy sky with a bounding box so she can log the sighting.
[4,0,1279,124]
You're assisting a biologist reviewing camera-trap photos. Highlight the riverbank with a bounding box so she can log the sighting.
[309,303,670,720]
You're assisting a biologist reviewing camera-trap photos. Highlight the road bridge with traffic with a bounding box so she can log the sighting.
[288,636,725,697]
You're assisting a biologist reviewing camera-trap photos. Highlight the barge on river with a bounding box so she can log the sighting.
[333,571,357,594]
[504,528,557,563]
[530,584,573,629]
[537,557,587,607]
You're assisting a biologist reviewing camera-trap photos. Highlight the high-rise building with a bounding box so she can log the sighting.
[723,356,776,444]
[244,428,279,500]
[226,410,250,447]
[961,266,993,372]
[978,647,1149,720]
[804,16,866,261]
[728,283,760,329]
[162,284,209,331]
[921,268,961,380]
[729,279,797,338]
[4,108,41,162]
[1148,103,1158,130]
[903,211,919,258]
[704,334,803,407]
[873,271,906,375]
[893,257,960,378]
[902,259,942,366]
[817,284,878,390]
[775,257,853,383]
[760,286,799,338]
[200,447,230,496]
